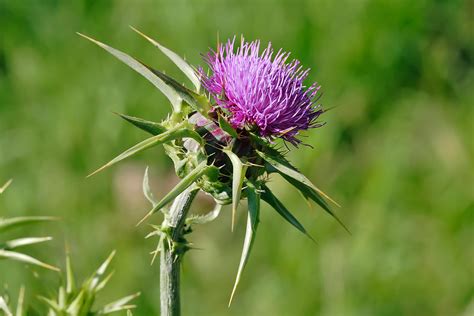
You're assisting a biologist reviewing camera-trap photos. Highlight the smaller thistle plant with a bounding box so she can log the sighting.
[79,28,348,315]
[39,251,140,316]
[0,180,138,316]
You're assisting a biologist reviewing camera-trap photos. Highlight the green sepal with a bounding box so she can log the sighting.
[144,65,211,116]
[256,149,349,232]
[281,174,350,234]
[130,26,201,92]
[137,161,209,225]
[223,149,248,231]
[115,112,166,136]
[261,184,314,241]
[256,149,339,206]
[229,180,260,306]
[87,126,203,177]
[218,114,238,139]
[77,33,182,112]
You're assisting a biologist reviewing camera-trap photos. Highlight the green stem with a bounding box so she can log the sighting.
[160,186,198,316]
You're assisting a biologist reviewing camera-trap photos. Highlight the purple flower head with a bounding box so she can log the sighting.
[200,37,324,144]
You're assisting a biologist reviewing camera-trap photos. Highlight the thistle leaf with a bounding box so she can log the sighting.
[66,253,75,295]
[0,296,12,316]
[186,203,222,225]
[95,271,115,292]
[137,161,208,225]
[281,174,351,234]
[65,290,84,315]
[38,296,61,312]
[87,127,202,177]
[144,65,211,115]
[218,115,238,138]
[3,237,53,249]
[77,33,182,111]
[142,167,158,207]
[98,292,140,314]
[130,26,201,91]
[87,250,116,291]
[0,179,12,194]
[0,250,59,271]
[223,149,248,231]
[256,149,339,206]
[115,112,166,136]
[0,216,58,232]
[261,184,314,241]
[15,286,24,316]
[229,181,260,306]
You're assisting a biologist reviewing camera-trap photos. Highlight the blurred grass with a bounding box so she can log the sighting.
[0,0,473,315]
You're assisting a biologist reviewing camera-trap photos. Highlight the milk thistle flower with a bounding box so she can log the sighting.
[201,37,323,144]
[80,28,347,316]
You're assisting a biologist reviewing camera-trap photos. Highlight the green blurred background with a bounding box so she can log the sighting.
[0,0,473,315]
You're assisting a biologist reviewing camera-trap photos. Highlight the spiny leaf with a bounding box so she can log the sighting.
[0,216,57,232]
[115,112,166,136]
[137,161,208,225]
[98,292,140,314]
[282,174,351,234]
[256,149,340,207]
[229,181,260,306]
[65,290,84,315]
[186,203,222,225]
[15,286,24,316]
[37,296,61,312]
[130,26,201,91]
[3,237,53,249]
[145,65,211,115]
[0,250,59,271]
[87,250,116,291]
[142,167,158,207]
[66,253,75,295]
[96,271,115,292]
[223,149,248,231]
[0,296,12,316]
[261,184,314,241]
[87,127,202,177]
[77,33,182,111]
[218,115,238,139]
[0,179,12,194]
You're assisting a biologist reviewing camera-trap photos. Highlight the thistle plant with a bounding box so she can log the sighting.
[80,28,347,315]
[39,251,140,316]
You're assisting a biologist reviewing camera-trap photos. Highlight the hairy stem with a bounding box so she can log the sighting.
[160,186,198,316]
